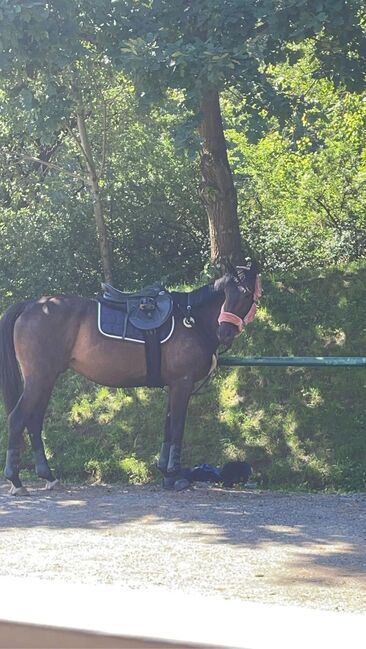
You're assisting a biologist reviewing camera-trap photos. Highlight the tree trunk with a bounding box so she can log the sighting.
[76,103,113,284]
[198,88,244,267]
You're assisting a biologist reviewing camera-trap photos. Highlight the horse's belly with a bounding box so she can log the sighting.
[70,332,147,387]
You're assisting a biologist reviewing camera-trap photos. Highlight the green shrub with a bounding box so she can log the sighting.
[84,455,150,484]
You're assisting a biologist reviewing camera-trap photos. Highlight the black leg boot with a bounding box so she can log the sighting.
[4,448,28,495]
[167,445,191,491]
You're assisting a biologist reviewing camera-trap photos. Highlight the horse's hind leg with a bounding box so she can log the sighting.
[4,395,29,495]
[4,379,55,495]
[27,389,58,489]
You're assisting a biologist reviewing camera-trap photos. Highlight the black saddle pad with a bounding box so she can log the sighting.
[97,301,175,343]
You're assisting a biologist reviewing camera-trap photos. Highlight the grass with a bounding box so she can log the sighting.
[0,264,365,491]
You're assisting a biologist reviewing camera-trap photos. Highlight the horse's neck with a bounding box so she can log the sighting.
[195,290,224,351]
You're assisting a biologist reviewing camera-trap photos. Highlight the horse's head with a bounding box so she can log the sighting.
[215,262,261,348]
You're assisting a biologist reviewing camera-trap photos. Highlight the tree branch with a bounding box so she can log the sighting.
[64,122,94,170]
[99,100,107,179]
[21,156,83,180]
[314,197,342,232]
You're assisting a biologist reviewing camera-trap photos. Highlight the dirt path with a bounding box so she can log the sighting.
[0,481,365,613]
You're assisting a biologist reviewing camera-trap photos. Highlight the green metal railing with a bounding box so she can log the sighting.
[219,356,366,367]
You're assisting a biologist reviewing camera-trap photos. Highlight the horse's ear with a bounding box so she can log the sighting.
[222,255,260,278]
[242,256,260,274]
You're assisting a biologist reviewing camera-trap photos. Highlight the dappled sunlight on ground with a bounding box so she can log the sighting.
[1,481,365,612]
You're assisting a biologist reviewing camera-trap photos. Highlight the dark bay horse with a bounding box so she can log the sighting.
[0,265,261,494]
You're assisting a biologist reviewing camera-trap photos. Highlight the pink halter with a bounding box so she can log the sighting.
[218,277,262,336]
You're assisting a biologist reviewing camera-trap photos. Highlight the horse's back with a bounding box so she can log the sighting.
[13,295,92,377]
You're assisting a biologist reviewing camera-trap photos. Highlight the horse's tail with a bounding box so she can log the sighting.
[0,301,29,415]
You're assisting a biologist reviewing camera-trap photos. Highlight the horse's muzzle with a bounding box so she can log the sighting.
[217,322,237,347]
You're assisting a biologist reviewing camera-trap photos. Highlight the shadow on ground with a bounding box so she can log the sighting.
[1,480,365,583]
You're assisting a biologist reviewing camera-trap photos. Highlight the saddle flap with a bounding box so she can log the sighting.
[128,293,173,330]
[100,282,173,331]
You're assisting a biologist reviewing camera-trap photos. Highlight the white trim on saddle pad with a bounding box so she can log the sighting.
[97,302,175,344]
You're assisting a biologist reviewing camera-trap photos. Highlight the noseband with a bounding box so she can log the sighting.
[218,309,245,334]
[218,276,262,336]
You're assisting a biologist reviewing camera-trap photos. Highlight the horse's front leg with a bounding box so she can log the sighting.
[157,393,172,475]
[165,377,194,490]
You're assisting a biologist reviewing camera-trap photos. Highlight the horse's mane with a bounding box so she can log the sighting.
[171,282,219,309]
[170,274,237,309]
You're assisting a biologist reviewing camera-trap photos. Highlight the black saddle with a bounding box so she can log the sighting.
[101,282,173,331]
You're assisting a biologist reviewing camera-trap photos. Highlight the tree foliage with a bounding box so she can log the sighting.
[0,72,207,299]
[225,43,366,271]
[1,0,365,270]
[0,1,365,489]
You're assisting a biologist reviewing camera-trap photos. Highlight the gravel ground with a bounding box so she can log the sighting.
[0,480,365,613]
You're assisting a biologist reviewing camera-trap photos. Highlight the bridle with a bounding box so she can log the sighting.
[218,272,262,337]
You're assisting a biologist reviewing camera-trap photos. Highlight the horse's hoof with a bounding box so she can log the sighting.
[44,479,61,491]
[174,478,191,491]
[9,485,29,496]
[162,477,175,490]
